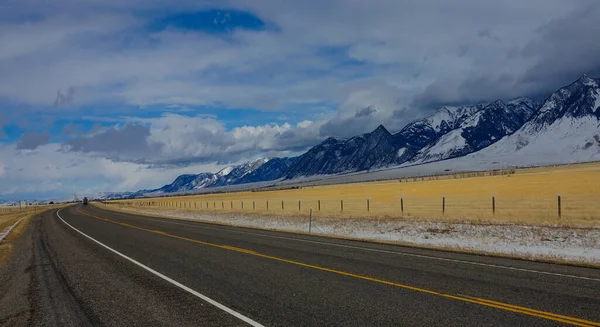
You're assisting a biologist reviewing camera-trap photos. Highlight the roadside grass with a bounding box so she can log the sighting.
[0,205,64,268]
[0,210,35,231]
[108,162,600,227]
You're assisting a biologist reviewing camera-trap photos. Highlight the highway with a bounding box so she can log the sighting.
[1,205,599,326]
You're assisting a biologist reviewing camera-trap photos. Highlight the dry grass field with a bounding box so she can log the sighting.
[0,207,42,231]
[107,162,600,227]
[0,205,60,267]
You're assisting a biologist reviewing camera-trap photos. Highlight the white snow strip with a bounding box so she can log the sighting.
[57,209,265,327]
[0,216,27,242]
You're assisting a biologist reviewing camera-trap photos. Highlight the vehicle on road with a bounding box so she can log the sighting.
[83,197,88,205]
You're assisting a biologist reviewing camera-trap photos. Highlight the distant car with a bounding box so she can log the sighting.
[83,197,89,205]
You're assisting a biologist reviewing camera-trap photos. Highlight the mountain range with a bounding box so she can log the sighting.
[105,75,600,199]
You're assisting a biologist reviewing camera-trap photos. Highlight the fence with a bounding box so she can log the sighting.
[103,194,600,227]
[0,205,46,213]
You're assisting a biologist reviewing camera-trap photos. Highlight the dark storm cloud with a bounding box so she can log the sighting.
[354,106,377,118]
[61,123,81,135]
[275,129,323,152]
[412,2,600,110]
[89,122,102,134]
[0,115,6,139]
[520,2,600,88]
[53,87,75,107]
[320,115,380,138]
[16,132,51,150]
[63,124,159,161]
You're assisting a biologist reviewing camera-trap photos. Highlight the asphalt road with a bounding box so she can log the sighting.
[1,205,599,326]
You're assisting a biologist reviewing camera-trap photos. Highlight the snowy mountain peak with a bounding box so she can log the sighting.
[577,74,597,87]
[217,166,233,176]
[408,97,538,165]
[507,97,539,110]
[371,124,391,136]
[476,75,600,160]
[528,74,600,132]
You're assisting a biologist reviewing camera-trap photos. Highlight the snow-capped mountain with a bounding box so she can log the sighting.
[284,101,531,178]
[471,75,600,164]
[236,157,296,184]
[210,158,269,187]
[284,125,398,179]
[105,157,296,199]
[393,103,487,163]
[409,98,539,164]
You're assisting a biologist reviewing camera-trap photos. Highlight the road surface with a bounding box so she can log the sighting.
[1,205,599,326]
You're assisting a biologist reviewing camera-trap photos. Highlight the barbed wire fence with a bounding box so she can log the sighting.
[103,194,600,229]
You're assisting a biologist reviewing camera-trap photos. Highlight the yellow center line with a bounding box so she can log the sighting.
[74,207,599,327]
[440,295,595,327]
[462,296,600,327]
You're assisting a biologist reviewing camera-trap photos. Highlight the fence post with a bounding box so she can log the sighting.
[318,200,321,211]
[367,199,370,212]
[267,200,269,210]
[442,197,445,214]
[558,195,562,218]
[309,208,313,233]
[282,200,284,210]
[230,201,232,209]
[222,201,224,209]
[401,198,404,213]
[341,200,344,212]
[299,200,301,211]
[253,201,255,210]
[241,201,244,210]
[492,196,496,215]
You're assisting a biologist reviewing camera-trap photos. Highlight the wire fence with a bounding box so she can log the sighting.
[0,205,47,213]
[104,194,600,227]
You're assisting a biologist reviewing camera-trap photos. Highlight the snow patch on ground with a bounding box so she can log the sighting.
[110,206,600,266]
[0,216,26,242]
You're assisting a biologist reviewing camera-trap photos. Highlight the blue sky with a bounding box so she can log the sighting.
[0,0,599,200]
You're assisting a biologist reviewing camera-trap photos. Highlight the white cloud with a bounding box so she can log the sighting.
[74,114,325,164]
[0,142,224,198]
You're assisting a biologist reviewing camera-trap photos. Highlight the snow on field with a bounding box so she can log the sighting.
[110,206,600,266]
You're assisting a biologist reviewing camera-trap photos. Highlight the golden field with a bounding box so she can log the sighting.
[107,162,600,227]
[0,206,43,231]
[0,205,64,266]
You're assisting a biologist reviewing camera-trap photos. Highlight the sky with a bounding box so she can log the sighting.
[0,0,599,200]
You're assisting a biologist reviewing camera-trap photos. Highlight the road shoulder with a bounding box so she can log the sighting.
[0,213,35,327]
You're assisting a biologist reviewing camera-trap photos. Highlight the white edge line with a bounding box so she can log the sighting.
[100,207,600,283]
[0,216,27,242]
[57,208,264,327]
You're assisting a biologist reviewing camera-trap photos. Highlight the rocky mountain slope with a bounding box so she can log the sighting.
[470,75,600,165]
